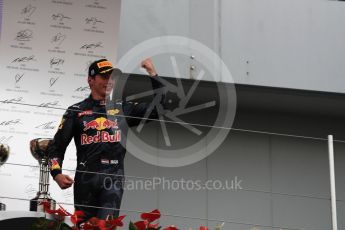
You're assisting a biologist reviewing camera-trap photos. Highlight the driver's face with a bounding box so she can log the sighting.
[88,74,115,99]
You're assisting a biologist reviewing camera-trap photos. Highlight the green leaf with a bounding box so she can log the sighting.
[60,222,73,230]
[30,218,72,230]
[31,217,54,230]
[129,221,138,230]
[215,222,225,230]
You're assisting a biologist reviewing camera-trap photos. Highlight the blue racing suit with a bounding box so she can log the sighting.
[47,76,165,220]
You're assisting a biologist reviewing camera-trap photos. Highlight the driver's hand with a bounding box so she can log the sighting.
[54,174,74,189]
[141,58,157,77]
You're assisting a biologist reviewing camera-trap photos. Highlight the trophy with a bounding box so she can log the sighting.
[29,138,56,212]
[0,143,10,211]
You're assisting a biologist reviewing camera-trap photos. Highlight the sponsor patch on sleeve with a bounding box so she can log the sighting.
[51,158,61,170]
[58,118,65,129]
[107,109,120,115]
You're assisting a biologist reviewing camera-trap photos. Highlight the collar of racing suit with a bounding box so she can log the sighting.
[87,94,110,106]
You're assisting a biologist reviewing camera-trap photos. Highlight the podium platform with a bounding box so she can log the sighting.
[0,211,45,229]
[0,211,73,229]
[0,211,45,220]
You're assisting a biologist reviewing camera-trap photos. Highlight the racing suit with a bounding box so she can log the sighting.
[48,76,165,220]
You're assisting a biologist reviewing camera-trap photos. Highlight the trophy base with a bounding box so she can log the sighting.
[0,203,5,211]
[30,194,56,212]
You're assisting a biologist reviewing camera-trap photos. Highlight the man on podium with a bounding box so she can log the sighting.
[48,58,165,220]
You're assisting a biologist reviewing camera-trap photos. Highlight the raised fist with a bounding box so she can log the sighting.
[141,58,157,77]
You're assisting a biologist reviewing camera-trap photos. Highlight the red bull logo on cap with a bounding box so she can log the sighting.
[83,117,118,131]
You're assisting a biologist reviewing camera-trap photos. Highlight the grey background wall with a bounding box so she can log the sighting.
[116,1,345,229]
[118,77,345,230]
[118,0,345,93]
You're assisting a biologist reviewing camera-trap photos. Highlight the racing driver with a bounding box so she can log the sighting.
[47,58,165,220]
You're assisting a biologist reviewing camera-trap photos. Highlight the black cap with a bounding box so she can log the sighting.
[88,59,114,77]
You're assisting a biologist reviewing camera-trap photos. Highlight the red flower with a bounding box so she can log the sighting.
[55,205,71,216]
[140,209,161,223]
[41,201,54,214]
[107,215,126,227]
[98,219,108,230]
[82,217,101,230]
[41,201,71,217]
[134,220,147,230]
[148,222,160,229]
[70,210,85,225]
[81,222,95,230]
[89,217,101,227]
[81,215,126,230]
[200,226,209,230]
[163,225,179,230]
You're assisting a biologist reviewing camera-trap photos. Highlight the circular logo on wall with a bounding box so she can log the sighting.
[107,36,237,167]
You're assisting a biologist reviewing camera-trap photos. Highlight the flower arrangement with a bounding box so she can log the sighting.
[31,201,224,230]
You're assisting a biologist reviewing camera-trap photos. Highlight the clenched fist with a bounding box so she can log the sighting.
[54,174,74,189]
[141,58,157,77]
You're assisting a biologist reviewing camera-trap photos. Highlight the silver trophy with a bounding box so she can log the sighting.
[0,143,10,211]
[29,138,56,212]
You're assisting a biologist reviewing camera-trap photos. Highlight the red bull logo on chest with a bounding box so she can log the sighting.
[81,130,121,145]
[82,117,120,145]
[83,117,118,131]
